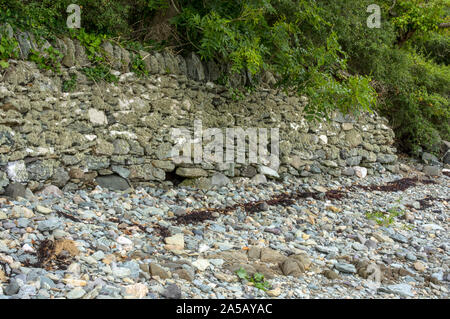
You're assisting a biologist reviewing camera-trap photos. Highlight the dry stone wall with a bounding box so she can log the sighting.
[0,34,398,193]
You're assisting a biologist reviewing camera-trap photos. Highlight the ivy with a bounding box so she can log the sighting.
[0,28,20,68]
[29,46,63,73]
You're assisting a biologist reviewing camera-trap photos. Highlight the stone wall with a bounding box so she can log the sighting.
[0,33,398,192]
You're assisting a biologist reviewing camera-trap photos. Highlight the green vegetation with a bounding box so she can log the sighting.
[29,46,63,73]
[130,53,149,77]
[82,65,118,83]
[0,31,19,68]
[62,74,77,92]
[235,267,272,291]
[0,0,448,156]
[366,208,405,227]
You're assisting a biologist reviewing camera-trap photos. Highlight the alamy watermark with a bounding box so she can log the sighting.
[66,4,81,29]
[64,3,383,32]
[170,120,280,171]
[367,4,381,29]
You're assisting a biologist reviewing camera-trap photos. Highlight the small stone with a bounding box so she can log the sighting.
[173,207,186,217]
[258,166,280,178]
[112,267,131,278]
[38,185,63,197]
[36,205,52,214]
[211,173,230,187]
[260,248,287,264]
[37,218,61,231]
[351,242,366,251]
[63,279,87,287]
[4,279,20,295]
[164,233,184,250]
[67,287,86,299]
[251,174,267,184]
[423,165,441,176]
[124,283,148,299]
[390,233,408,244]
[264,227,281,235]
[421,152,439,165]
[313,186,327,193]
[258,202,269,211]
[174,269,194,282]
[405,253,417,262]
[88,108,108,125]
[175,167,208,178]
[266,287,281,297]
[365,240,377,249]
[342,168,355,176]
[116,236,133,246]
[161,284,181,299]
[4,183,26,199]
[385,283,414,297]
[12,206,34,218]
[149,264,170,279]
[413,261,426,272]
[354,166,368,179]
[326,205,342,213]
[192,259,210,271]
[323,269,339,280]
[335,263,357,274]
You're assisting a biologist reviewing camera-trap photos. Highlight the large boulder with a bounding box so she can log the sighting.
[95,175,131,191]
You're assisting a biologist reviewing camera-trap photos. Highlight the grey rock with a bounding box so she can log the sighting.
[52,167,70,188]
[443,151,450,165]
[335,263,357,274]
[211,173,230,187]
[377,154,397,164]
[186,53,205,81]
[27,161,54,181]
[161,284,181,299]
[384,283,414,297]
[346,156,362,166]
[67,287,86,299]
[37,218,61,231]
[4,279,20,296]
[4,182,26,199]
[176,168,208,178]
[17,32,35,59]
[342,167,355,176]
[316,246,339,254]
[251,174,267,184]
[258,166,280,178]
[364,240,377,250]
[95,175,130,191]
[422,152,439,165]
[423,165,441,176]
[111,166,131,179]
[390,233,408,244]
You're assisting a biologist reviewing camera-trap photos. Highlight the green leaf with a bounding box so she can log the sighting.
[253,272,265,282]
[0,60,9,68]
[235,267,248,280]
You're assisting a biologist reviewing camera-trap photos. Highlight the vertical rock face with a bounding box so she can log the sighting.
[186,52,205,81]
[0,31,399,192]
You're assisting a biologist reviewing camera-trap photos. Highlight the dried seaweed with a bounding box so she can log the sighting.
[29,239,79,270]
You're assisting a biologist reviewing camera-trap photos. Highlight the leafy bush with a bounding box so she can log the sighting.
[29,46,63,73]
[82,64,118,83]
[0,31,19,68]
[413,32,450,65]
[173,1,377,120]
[366,208,404,227]
[235,267,271,291]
